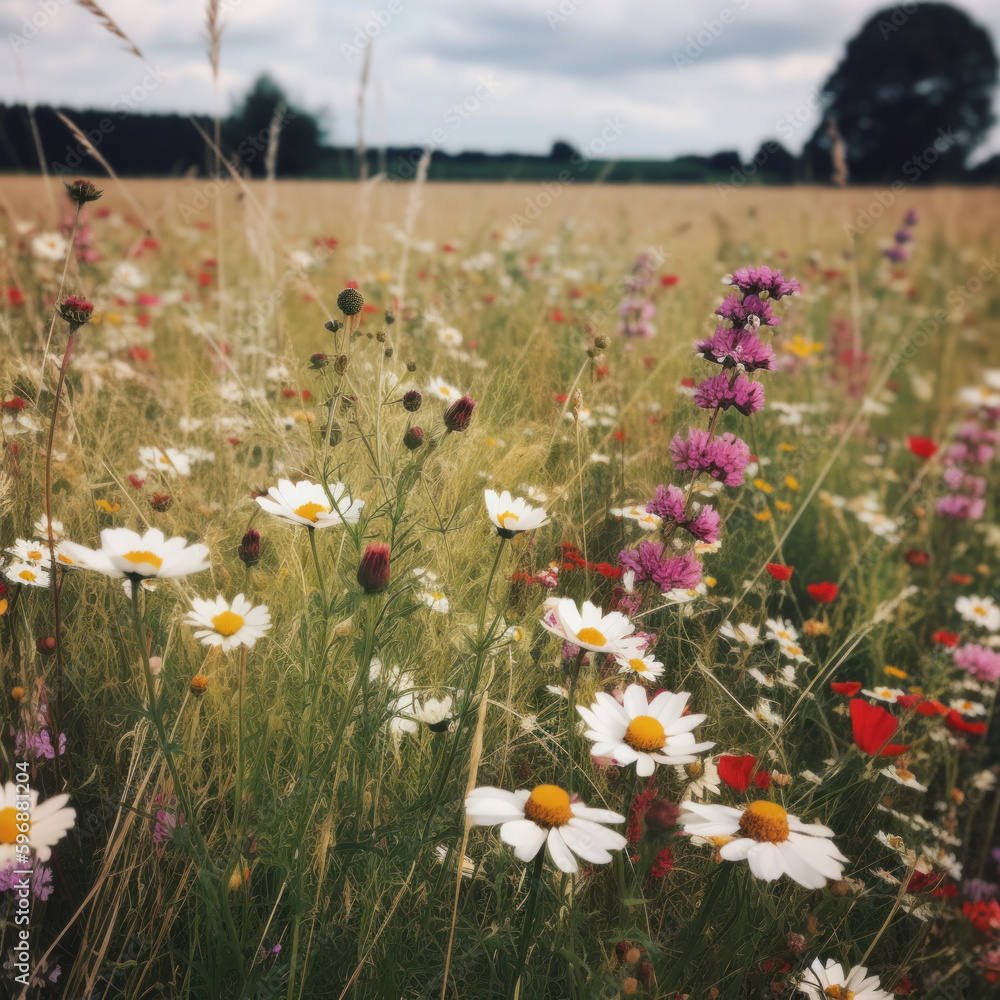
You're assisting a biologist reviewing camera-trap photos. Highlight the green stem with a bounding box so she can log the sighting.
[235,644,248,828]
[566,648,585,794]
[509,851,546,998]
[307,527,328,610]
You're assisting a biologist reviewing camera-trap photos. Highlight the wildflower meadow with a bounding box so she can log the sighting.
[1,169,1000,1000]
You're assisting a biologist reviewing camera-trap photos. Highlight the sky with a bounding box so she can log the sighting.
[4,0,1000,163]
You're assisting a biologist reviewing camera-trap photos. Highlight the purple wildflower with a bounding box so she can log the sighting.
[647,484,687,522]
[693,373,764,415]
[619,543,702,592]
[686,505,721,543]
[724,266,800,300]
[954,643,1000,683]
[696,326,775,372]
[646,483,721,543]
[894,229,913,244]
[715,294,779,328]
[0,863,54,900]
[904,209,919,226]
[670,428,751,488]
[883,246,909,262]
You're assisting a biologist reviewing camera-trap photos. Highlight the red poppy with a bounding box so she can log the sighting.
[555,394,568,404]
[660,274,679,286]
[906,436,938,459]
[550,309,566,323]
[908,869,945,892]
[718,754,770,792]
[904,549,930,567]
[680,376,695,388]
[807,581,839,603]
[850,698,910,756]
[931,630,961,648]
[765,563,793,581]
[830,681,862,697]
[1,397,27,410]
[896,694,947,716]
[949,574,974,585]
[964,899,1000,933]
[945,710,987,736]
[128,474,145,490]
[6,288,25,306]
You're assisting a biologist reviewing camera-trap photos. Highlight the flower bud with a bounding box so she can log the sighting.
[334,354,350,375]
[64,178,103,205]
[149,492,172,512]
[385,309,395,325]
[10,686,26,701]
[357,543,391,594]
[643,798,680,831]
[309,352,330,371]
[337,287,364,316]
[57,295,95,329]
[443,395,476,433]
[403,390,422,412]
[325,319,344,334]
[238,528,262,567]
[35,636,57,657]
[403,426,424,451]
[190,673,209,695]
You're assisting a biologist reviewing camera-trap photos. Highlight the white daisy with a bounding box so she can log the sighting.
[680,800,847,889]
[861,686,906,704]
[754,699,783,727]
[419,590,450,614]
[465,784,627,873]
[426,377,463,403]
[31,232,68,261]
[60,527,211,580]
[415,695,454,732]
[3,561,50,588]
[5,539,52,567]
[609,504,662,531]
[674,757,721,802]
[879,765,927,792]
[577,683,714,777]
[0,782,76,864]
[138,447,194,477]
[544,598,634,654]
[255,479,364,529]
[720,621,761,645]
[184,594,272,651]
[950,698,986,717]
[613,648,665,681]
[796,958,892,1000]
[33,517,64,542]
[483,489,550,537]
[956,595,1000,631]
[437,326,463,347]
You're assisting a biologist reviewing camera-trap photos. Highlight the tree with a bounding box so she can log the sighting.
[549,140,578,161]
[222,75,325,177]
[801,3,998,183]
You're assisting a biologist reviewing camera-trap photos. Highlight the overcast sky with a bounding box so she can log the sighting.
[4,0,1000,162]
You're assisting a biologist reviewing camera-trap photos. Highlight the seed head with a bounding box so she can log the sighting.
[35,636,57,657]
[238,528,262,567]
[337,287,364,316]
[443,394,476,433]
[403,426,424,451]
[64,178,103,205]
[325,319,345,334]
[403,390,422,412]
[57,294,95,329]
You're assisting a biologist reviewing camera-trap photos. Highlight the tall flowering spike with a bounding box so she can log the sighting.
[693,373,765,415]
[618,544,702,592]
[697,326,776,371]
[357,543,391,593]
[670,428,751,488]
[443,395,476,432]
[723,265,800,299]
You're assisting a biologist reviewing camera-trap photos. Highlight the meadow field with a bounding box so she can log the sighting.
[2,174,1000,999]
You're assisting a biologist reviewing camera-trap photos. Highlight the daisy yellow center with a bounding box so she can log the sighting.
[212,611,245,637]
[824,988,855,1000]
[628,658,647,673]
[293,501,328,523]
[18,569,37,582]
[895,767,915,782]
[123,550,163,569]
[28,549,43,561]
[0,806,24,844]
[58,553,74,565]
[738,801,790,843]
[576,626,607,646]
[431,591,445,601]
[497,510,519,529]
[624,715,666,753]
[685,760,705,779]
[523,784,572,828]
[974,605,987,617]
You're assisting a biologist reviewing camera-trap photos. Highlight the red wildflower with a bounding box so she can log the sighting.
[965,899,1000,934]
[807,581,839,603]
[931,630,961,648]
[555,394,568,404]
[680,376,696,388]
[946,710,987,736]
[550,309,566,323]
[904,549,930,567]
[850,698,910,756]
[765,563,793,581]
[908,869,945,892]
[128,474,145,490]
[718,754,769,792]
[6,289,25,306]
[896,694,947,716]
[950,574,974,585]
[613,430,626,441]
[2,397,28,410]
[660,274,679,286]
[830,681,862,697]
[648,847,674,878]
[906,436,938,459]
